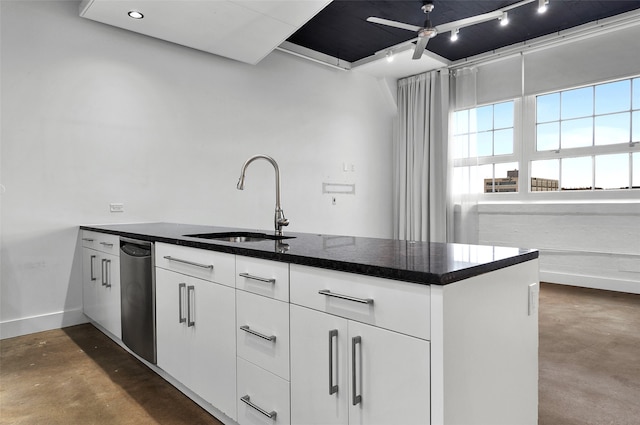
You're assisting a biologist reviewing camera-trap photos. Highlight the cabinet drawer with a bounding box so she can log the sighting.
[236,256,289,301]
[290,264,430,340]
[82,230,119,256]
[236,290,290,380]
[237,357,290,425]
[156,243,235,287]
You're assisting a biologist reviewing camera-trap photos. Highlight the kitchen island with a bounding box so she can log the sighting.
[80,222,539,425]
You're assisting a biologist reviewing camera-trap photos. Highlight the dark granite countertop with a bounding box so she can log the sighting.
[80,222,538,285]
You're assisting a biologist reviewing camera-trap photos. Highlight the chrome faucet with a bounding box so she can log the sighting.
[237,154,289,235]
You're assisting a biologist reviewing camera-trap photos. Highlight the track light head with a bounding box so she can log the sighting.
[499,11,509,26]
[538,0,549,14]
[451,28,459,42]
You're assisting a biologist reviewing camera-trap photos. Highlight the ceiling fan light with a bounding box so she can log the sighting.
[451,28,459,42]
[499,12,509,26]
[538,0,549,14]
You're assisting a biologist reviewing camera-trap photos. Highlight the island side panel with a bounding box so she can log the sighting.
[431,259,539,425]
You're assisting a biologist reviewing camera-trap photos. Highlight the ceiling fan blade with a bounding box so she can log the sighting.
[367,17,422,33]
[412,36,429,60]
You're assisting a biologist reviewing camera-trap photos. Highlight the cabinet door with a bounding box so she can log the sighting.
[82,248,99,322]
[290,305,349,425]
[348,321,430,425]
[156,268,237,420]
[94,253,121,339]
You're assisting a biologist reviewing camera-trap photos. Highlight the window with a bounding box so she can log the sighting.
[532,77,640,191]
[453,100,518,193]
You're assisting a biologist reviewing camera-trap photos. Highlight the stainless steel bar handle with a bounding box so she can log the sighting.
[101,259,107,286]
[178,283,186,324]
[319,290,374,305]
[329,329,338,395]
[240,325,276,342]
[187,285,195,327]
[100,242,114,247]
[90,255,97,281]
[163,256,214,270]
[239,272,276,284]
[105,259,112,288]
[352,336,362,406]
[240,395,277,419]
[82,238,94,242]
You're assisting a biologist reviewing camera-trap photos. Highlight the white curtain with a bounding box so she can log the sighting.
[451,67,480,244]
[393,70,450,242]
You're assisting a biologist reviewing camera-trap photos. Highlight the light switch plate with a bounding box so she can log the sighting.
[110,203,124,213]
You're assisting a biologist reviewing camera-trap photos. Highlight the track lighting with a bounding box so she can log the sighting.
[499,11,509,26]
[537,0,549,14]
[451,28,459,42]
[128,10,144,19]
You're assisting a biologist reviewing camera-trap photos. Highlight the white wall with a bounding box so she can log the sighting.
[0,1,395,338]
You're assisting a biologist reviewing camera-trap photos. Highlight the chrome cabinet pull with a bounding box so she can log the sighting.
[101,259,107,286]
[240,325,276,342]
[329,329,338,395]
[82,238,94,242]
[178,283,186,324]
[105,259,112,288]
[90,255,97,281]
[352,336,362,406]
[239,272,275,284]
[163,256,214,270]
[319,289,374,305]
[240,395,277,419]
[100,242,114,247]
[187,285,195,327]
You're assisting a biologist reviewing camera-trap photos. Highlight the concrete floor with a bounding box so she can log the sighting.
[1,282,639,424]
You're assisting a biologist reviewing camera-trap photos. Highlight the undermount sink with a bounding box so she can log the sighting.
[184,232,295,243]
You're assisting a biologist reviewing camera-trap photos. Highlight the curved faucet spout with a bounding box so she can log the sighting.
[237,155,289,235]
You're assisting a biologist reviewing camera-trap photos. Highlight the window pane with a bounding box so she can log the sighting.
[454,110,469,134]
[561,117,593,149]
[633,111,640,142]
[493,163,519,193]
[562,156,592,190]
[595,153,629,190]
[477,164,493,193]
[494,101,514,129]
[476,132,492,157]
[453,166,469,194]
[633,78,640,110]
[494,129,513,155]
[537,92,560,123]
[537,122,560,151]
[531,159,560,191]
[476,105,493,132]
[595,80,630,115]
[562,86,593,119]
[595,112,630,145]
[453,135,468,159]
[633,152,640,188]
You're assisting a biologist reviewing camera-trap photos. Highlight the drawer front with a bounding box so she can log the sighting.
[237,357,290,425]
[82,230,119,256]
[290,264,430,340]
[236,256,289,301]
[236,290,290,380]
[156,242,235,287]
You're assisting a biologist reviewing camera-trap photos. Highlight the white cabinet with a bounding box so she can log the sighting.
[290,265,431,425]
[155,244,236,421]
[81,231,121,338]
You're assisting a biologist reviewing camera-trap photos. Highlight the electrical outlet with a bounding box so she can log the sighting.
[110,203,124,213]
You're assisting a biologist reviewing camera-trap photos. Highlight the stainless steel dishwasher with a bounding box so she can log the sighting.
[120,237,156,364]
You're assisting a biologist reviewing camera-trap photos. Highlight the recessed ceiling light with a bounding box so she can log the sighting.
[128,10,144,19]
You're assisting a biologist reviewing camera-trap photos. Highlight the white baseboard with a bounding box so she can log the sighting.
[0,308,89,340]
[540,271,640,294]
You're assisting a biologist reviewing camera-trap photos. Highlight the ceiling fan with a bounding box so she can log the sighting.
[367,1,448,60]
[367,0,537,60]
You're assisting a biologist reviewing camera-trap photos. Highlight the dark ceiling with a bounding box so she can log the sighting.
[287,0,640,63]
